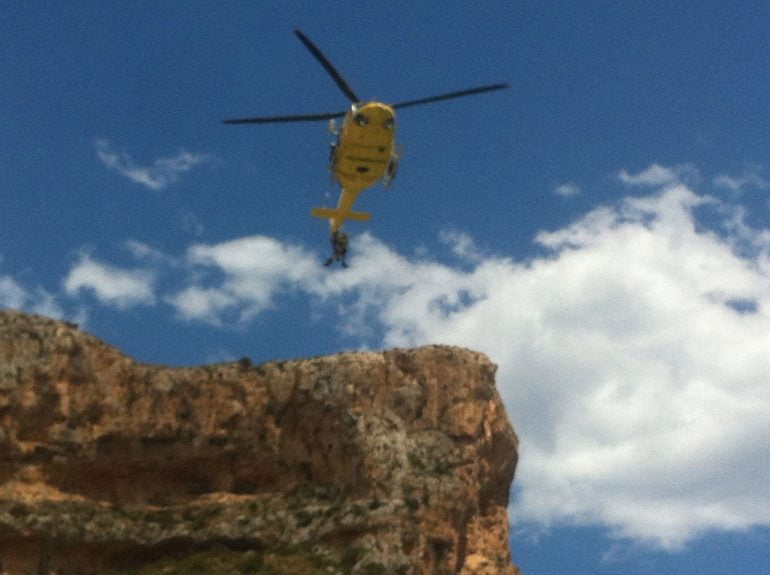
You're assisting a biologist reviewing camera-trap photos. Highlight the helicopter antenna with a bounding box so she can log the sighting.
[393,83,510,110]
[294,29,360,104]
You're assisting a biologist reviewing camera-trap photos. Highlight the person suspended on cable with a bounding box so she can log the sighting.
[324,230,349,267]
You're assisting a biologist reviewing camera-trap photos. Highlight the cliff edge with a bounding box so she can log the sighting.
[0,310,519,574]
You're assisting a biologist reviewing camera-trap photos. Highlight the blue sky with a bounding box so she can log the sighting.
[3,2,770,573]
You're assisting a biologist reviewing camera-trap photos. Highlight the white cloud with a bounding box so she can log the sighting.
[0,275,28,310]
[168,286,238,325]
[554,182,581,198]
[166,236,322,323]
[618,163,698,187]
[713,165,770,193]
[438,229,484,262]
[63,254,155,308]
[1,270,64,319]
[95,139,208,191]
[59,166,770,551]
[124,239,168,263]
[714,174,748,193]
[179,208,206,237]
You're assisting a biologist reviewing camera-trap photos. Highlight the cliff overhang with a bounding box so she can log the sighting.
[0,310,519,574]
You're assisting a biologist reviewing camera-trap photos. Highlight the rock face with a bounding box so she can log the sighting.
[0,310,519,574]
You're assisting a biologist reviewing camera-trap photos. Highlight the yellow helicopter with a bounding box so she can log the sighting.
[224,29,508,235]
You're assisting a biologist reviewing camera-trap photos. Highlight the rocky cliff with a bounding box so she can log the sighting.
[0,310,519,574]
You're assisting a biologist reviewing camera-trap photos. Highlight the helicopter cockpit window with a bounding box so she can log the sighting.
[383,117,395,130]
[353,113,369,126]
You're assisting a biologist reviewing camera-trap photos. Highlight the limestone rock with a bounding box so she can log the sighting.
[0,310,520,574]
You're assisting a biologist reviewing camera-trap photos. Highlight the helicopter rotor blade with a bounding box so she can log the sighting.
[222,111,346,125]
[294,29,360,104]
[392,83,510,110]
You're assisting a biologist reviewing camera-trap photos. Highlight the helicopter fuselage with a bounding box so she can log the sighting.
[311,102,399,232]
[333,102,397,190]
